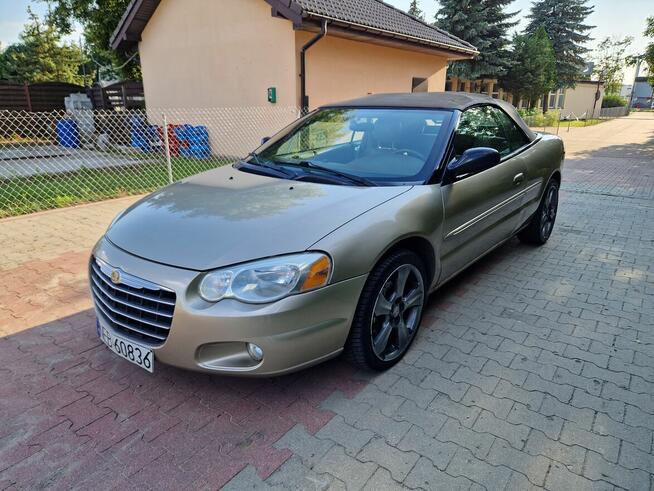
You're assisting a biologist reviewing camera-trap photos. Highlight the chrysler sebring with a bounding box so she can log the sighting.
[90,92,564,375]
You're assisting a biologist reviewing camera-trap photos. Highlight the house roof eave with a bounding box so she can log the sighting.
[110,0,478,57]
[299,12,478,58]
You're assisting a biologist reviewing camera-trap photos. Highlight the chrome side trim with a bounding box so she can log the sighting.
[445,182,540,238]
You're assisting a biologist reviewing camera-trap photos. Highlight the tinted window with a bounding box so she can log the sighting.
[492,108,530,153]
[453,105,511,158]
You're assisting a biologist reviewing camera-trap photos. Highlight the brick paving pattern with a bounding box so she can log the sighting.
[1,112,653,489]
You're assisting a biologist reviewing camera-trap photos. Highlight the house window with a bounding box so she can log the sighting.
[412,77,428,93]
[557,91,566,109]
[548,89,566,109]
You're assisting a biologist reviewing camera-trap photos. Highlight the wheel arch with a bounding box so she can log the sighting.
[550,170,561,186]
[375,235,438,289]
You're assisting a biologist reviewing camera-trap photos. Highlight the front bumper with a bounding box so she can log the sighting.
[91,238,367,376]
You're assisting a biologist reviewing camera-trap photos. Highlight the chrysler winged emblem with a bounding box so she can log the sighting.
[111,269,121,284]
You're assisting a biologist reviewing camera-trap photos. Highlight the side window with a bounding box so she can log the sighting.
[453,105,511,158]
[491,108,530,153]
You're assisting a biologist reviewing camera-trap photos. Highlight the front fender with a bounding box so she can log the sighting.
[310,185,444,289]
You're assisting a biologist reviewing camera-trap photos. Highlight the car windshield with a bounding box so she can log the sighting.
[255,108,452,184]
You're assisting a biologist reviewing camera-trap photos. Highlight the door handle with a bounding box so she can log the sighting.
[513,173,525,185]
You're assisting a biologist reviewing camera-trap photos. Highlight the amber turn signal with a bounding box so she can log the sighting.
[300,255,332,291]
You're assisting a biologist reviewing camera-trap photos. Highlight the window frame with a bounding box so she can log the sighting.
[490,106,531,155]
[252,106,457,186]
[453,105,514,158]
[433,103,539,185]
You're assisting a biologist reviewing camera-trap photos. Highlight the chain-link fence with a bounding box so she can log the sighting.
[0,103,634,218]
[0,107,300,217]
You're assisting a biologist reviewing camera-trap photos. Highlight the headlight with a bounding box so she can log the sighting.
[199,252,332,304]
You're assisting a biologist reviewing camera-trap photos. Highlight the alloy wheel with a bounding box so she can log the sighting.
[370,264,424,362]
[540,185,558,240]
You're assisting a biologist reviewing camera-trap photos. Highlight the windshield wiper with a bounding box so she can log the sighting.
[279,160,375,187]
[242,152,297,178]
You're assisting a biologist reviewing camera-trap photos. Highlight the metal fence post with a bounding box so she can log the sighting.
[162,112,173,184]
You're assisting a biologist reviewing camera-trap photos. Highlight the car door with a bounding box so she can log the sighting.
[439,105,528,281]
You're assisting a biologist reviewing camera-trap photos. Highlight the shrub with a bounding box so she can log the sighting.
[602,94,627,108]
[517,108,538,118]
[518,108,560,127]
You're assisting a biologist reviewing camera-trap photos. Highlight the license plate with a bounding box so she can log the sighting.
[100,324,154,373]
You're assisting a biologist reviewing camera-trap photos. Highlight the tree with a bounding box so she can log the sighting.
[434,0,519,80]
[643,17,654,89]
[0,9,92,85]
[38,0,139,80]
[501,28,557,108]
[592,36,633,95]
[525,0,594,89]
[407,0,425,21]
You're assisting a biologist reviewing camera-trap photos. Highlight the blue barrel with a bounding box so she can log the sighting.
[180,144,211,159]
[187,125,209,144]
[175,124,211,158]
[174,125,192,141]
[56,119,80,148]
[130,116,159,152]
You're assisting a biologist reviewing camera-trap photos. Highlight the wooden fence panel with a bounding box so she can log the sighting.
[0,81,144,112]
[0,83,30,111]
[28,82,86,112]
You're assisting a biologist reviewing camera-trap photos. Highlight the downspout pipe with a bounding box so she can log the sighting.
[300,20,328,114]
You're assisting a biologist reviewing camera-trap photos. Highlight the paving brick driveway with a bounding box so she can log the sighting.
[1,112,653,490]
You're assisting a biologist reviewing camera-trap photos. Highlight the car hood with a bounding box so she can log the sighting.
[106,166,410,271]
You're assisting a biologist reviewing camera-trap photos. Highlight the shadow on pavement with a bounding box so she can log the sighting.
[0,308,367,488]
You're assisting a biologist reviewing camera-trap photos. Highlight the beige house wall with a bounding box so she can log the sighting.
[136,0,452,156]
[138,0,301,157]
[562,83,605,119]
[139,0,297,109]
[296,31,449,109]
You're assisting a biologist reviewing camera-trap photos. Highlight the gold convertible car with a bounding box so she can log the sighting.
[90,93,564,376]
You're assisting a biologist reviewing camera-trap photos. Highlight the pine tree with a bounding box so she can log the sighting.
[502,28,557,108]
[0,8,91,84]
[434,0,519,80]
[407,0,425,21]
[525,0,594,88]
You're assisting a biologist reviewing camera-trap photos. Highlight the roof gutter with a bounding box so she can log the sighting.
[300,19,328,114]
[304,11,478,56]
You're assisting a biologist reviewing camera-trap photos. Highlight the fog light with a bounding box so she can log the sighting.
[247,343,264,362]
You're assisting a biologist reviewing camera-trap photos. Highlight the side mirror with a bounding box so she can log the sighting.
[261,136,271,145]
[443,147,500,185]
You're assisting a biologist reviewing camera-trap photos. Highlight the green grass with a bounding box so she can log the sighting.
[560,118,606,127]
[0,156,228,218]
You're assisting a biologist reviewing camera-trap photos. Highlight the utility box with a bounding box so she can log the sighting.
[267,87,277,104]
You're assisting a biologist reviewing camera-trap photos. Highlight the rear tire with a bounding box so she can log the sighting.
[345,250,427,371]
[518,179,559,245]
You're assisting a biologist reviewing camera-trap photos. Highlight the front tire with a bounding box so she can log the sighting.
[518,179,559,245]
[345,250,427,371]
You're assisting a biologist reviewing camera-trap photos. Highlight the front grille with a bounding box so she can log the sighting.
[90,257,176,346]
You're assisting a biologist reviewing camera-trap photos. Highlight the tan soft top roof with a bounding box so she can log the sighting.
[322,92,537,142]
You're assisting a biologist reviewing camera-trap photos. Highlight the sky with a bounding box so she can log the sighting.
[0,0,650,80]
[389,0,651,81]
